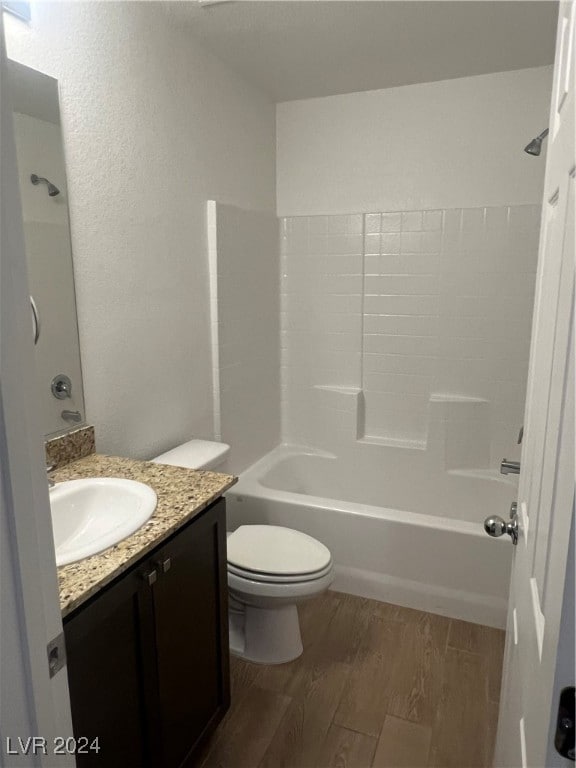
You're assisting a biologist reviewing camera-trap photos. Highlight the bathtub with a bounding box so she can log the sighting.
[226,444,514,628]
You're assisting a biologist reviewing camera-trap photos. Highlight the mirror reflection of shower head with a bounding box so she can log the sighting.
[30,173,60,197]
[524,128,549,157]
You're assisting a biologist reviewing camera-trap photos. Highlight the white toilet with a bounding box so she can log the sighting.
[151,440,335,664]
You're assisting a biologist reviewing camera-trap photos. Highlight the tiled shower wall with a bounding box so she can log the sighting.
[281,205,540,468]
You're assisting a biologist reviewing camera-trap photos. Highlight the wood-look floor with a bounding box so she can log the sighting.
[197,591,505,768]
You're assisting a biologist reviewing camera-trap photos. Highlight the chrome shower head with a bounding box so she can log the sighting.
[30,173,60,197]
[524,137,544,156]
[524,128,549,157]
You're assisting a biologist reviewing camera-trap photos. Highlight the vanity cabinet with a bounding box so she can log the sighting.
[64,498,229,768]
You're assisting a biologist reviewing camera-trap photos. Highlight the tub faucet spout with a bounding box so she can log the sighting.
[501,459,520,475]
[61,409,82,424]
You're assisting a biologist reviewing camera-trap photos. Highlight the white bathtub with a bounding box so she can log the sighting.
[226,444,514,628]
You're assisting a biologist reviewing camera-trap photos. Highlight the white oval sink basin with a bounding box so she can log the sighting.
[50,478,157,566]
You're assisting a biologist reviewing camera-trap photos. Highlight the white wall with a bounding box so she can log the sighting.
[208,202,280,473]
[277,67,552,216]
[5,2,276,459]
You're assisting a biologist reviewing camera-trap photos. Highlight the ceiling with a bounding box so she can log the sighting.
[166,1,557,102]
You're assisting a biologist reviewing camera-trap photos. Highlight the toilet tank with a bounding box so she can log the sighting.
[151,440,230,471]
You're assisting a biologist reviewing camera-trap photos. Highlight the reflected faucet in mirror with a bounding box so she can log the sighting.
[61,410,82,424]
[51,374,72,400]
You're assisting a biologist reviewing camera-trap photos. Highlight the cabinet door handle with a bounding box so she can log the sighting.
[160,557,171,573]
[143,569,157,586]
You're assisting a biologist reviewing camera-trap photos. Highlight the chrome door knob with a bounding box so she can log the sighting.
[484,514,518,545]
[484,516,507,537]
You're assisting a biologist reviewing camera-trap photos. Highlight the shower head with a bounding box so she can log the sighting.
[30,173,60,197]
[524,128,549,157]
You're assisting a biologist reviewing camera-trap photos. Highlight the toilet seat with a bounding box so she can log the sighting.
[227,560,333,585]
[227,524,332,577]
[227,567,335,603]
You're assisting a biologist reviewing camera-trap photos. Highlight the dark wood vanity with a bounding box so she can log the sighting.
[64,497,230,768]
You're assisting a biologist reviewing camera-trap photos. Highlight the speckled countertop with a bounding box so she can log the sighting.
[54,454,236,618]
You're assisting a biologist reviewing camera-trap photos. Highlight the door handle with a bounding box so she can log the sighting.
[151,558,171,576]
[142,569,157,586]
[484,512,519,545]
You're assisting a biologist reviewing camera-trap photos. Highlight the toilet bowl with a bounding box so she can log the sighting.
[227,525,334,664]
[151,440,334,664]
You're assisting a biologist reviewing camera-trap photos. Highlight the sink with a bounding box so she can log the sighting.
[50,478,157,566]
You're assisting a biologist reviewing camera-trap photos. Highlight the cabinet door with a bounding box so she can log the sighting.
[64,564,157,768]
[152,499,230,768]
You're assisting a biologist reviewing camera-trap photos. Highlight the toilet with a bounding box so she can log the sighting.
[151,440,334,664]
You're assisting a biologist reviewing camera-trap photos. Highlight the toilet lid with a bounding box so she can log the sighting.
[227,525,332,576]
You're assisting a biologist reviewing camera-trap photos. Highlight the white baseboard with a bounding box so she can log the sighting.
[331,564,507,629]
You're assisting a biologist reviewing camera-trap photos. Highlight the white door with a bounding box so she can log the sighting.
[494,2,575,767]
[0,15,74,768]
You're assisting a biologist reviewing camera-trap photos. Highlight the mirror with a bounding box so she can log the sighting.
[8,60,85,437]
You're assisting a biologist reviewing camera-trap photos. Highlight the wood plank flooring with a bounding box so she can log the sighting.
[197,591,505,768]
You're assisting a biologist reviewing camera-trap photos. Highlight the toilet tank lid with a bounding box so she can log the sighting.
[151,440,230,470]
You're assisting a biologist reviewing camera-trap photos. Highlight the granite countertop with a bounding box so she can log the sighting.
[54,454,237,618]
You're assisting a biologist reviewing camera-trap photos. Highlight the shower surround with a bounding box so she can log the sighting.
[280,204,539,470]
